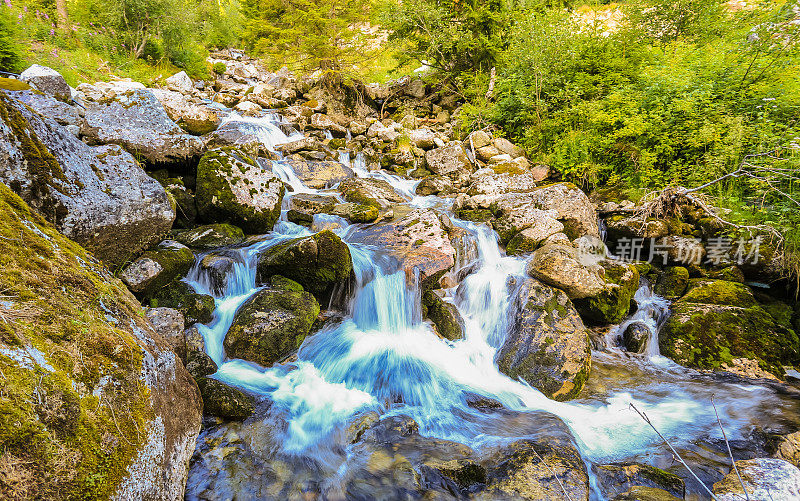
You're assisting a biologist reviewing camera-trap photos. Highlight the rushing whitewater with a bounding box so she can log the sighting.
[185,112,798,499]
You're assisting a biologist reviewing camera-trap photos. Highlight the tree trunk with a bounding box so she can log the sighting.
[56,0,68,32]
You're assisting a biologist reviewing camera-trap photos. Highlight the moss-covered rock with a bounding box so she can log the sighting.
[331,202,380,223]
[119,240,195,298]
[595,462,685,499]
[659,280,800,377]
[0,182,201,500]
[256,229,352,303]
[151,281,215,325]
[196,378,255,421]
[339,177,405,209]
[612,486,682,501]
[654,266,689,298]
[286,193,338,225]
[496,279,591,401]
[574,261,639,325]
[173,223,246,250]
[224,287,320,367]
[422,291,465,341]
[195,147,285,234]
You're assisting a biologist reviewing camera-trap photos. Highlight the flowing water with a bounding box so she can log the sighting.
[185,113,800,500]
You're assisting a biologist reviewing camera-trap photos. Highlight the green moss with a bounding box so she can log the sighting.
[576,263,639,325]
[0,78,31,91]
[173,223,245,250]
[654,266,689,298]
[151,281,215,324]
[681,279,758,307]
[456,209,493,222]
[130,242,195,299]
[0,183,155,499]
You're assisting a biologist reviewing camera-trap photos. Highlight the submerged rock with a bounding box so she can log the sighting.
[195,147,285,234]
[659,280,800,377]
[224,287,320,367]
[256,229,352,303]
[0,92,175,266]
[0,183,201,499]
[496,278,591,401]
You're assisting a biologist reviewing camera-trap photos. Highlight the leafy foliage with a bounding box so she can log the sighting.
[0,5,23,72]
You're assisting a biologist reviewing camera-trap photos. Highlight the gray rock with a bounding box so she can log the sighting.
[120,240,195,298]
[713,458,800,501]
[151,88,220,136]
[0,92,174,266]
[425,142,472,179]
[12,89,82,127]
[20,64,71,101]
[165,71,193,94]
[81,88,204,165]
[146,307,187,361]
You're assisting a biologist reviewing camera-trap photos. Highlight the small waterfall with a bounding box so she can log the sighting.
[218,111,303,150]
[604,280,671,358]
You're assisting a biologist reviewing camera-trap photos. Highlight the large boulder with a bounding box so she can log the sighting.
[348,209,457,289]
[286,193,338,225]
[425,142,472,178]
[119,240,195,298]
[713,458,800,501]
[0,184,202,500]
[224,286,320,367]
[195,148,285,234]
[81,88,204,166]
[173,223,246,250]
[573,260,640,325]
[0,92,174,267]
[467,171,540,197]
[196,378,255,421]
[526,244,606,299]
[152,281,216,325]
[284,157,354,189]
[165,71,193,94]
[19,64,71,101]
[338,177,405,209]
[256,230,352,302]
[423,291,465,341]
[12,89,82,129]
[659,280,800,377]
[496,278,592,401]
[151,89,220,136]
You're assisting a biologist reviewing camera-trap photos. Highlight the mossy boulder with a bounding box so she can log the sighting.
[224,287,320,367]
[422,291,465,341]
[331,202,380,223]
[256,229,352,303]
[659,280,800,377]
[196,378,255,421]
[595,462,685,499]
[613,486,682,501]
[574,261,640,325]
[526,244,606,299]
[173,223,246,250]
[195,147,285,234]
[0,182,201,499]
[152,281,215,325]
[286,193,338,226]
[496,279,592,401]
[654,266,689,298]
[0,91,175,267]
[119,240,195,298]
[339,177,405,209]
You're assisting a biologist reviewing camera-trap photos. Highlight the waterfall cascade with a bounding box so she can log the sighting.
[185,112,799,500]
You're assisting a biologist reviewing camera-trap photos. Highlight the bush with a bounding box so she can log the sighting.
[0,6,23,72]
[213,61,227,74]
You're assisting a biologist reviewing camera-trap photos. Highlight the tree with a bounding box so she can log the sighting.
[381,0,514,76]
[242,0,371,71]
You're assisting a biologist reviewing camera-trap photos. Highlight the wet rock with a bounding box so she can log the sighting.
[330,202,380,223]
[256,230,352,303]
[713,458,800,501]
[153,281,216,325]
[224,287,320,367]
[20,64,71,101]
[81,88,204,165]
[339,177,405,208]
[284,157,353,189]
[574,261,640,325]
[595,462,685,499]
[348,208,456,290]
[654,266,689,298]
[146,307,187,361]
[526,243,606,299]
[479,436,590,500]
[174,223,246,249]
[0,183,202,499]
[423,290,465,341]
[771,430,800,468]
[120,240,195,298]
[151,88,220,135]
[200,254,236,296]
[233,100,262,116]
[623,322,651,353]
[660,280,800,378]
[420,459,487,497]
[497,278,591,401]
[0,92,175,266]
[416,175,453,196]
[195,147,285,234]
[286,193,338,225]
[612,486,682,500]
[197,378,255,421]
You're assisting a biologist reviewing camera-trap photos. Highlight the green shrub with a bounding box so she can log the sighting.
[0,6,23,72]
[213,61,227,74]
